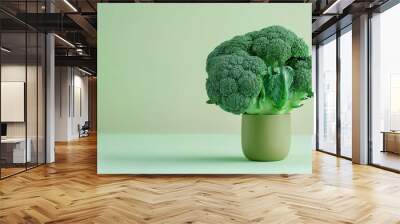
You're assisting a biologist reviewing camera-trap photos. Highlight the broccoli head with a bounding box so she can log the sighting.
[206,25,313,115]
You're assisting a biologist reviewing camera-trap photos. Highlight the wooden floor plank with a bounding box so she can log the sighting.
[0,135,400,223]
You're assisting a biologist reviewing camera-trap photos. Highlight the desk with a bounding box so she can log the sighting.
[382,131,400,154]
[1,138,31,163]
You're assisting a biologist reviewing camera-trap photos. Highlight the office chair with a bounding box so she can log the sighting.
[79,121,90,138]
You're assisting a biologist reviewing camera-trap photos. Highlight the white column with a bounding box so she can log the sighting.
[45,0,56,164]
[46,32,55,163]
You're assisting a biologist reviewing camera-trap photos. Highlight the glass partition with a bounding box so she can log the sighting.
[370,4,400,171]
[317,36,337,154]
[27,31,38,169]
[339,28,352,158]
[0,31,28,177]
[0,2,46,179]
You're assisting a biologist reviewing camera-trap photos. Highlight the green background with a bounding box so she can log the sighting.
[98,4,313,174]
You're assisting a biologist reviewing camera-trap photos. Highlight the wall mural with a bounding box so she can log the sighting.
[97,4,313,174]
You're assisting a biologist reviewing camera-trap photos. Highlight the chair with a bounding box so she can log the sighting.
[79,121,90,138]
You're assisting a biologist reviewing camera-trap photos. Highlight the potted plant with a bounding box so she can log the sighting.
[205,26,313,161]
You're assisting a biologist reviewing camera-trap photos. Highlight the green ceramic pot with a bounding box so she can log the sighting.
[241,114,291,161]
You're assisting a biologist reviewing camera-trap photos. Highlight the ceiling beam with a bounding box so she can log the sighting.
[67,13,97,46]
[322,0,355,14]
[55,55,96,69]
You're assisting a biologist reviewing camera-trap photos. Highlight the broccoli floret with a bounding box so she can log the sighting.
[287,57,313,96]
[291,38,310,58]
[206,35,253,66]
[206,52,265,114]
[252,38,291,66]
[206,25,313,115]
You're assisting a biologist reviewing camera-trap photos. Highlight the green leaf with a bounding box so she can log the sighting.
[264,66,293,109]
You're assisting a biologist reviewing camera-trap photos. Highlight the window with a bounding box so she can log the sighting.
[370,3,400,171]
[339,28,352,158]
[317,36,337,154]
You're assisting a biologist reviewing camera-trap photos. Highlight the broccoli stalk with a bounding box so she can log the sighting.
[206,25,313,115]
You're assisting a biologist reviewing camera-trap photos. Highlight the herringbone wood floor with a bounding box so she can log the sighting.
[1,135,400,224]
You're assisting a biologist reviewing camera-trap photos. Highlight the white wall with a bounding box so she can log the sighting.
[1,65,40,137]
[1,65,29,142]
[1,64,46,164]
[55,67,89,141]
[55,67,71,141]
[71,73,89,138]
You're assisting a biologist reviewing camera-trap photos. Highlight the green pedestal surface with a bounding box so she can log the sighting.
[98,134,312,174]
